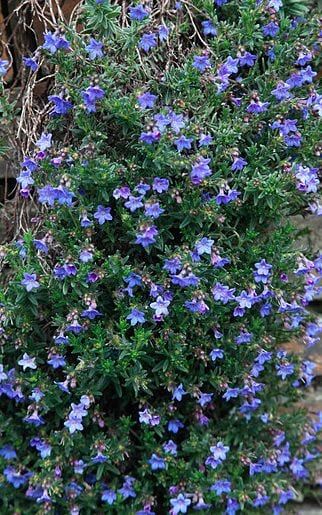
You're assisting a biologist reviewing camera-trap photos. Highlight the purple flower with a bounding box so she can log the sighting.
[129,4,149,21]
[163,257,182,274]
[148,453,166,470]
[139,33,157,52]
[296,51,312,67]
[135,225,158,248]
[190,157,212,185]
[152,177,169,193]
[202,20,217,37]
[85,38,104,60]
[127,308,146,326]
[247,99,270,114]
[18,353,37,371]
[21,273,40,292]
[137,92,157,108]
[94,205,113,224]
[193,55,212,72]
[170,493,191,514]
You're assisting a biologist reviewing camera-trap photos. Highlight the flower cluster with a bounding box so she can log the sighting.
[0,0,321,513]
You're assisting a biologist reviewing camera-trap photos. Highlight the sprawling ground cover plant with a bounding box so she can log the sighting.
[0,0,321,513]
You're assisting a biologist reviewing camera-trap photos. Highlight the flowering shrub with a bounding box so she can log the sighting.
[0,0,322,513]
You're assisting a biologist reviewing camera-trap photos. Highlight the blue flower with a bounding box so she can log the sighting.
[144,202,164,218]
[202,20,217,37]
[48,95,73,115]
[210,479,231,495]
[137,92,157,108]
[210,348,224,361]
[190,157,212,185]
[148,453,166,470]
[135,225,158,247]
[127,308,146,326]
[129,4,149,21]
[18,353,37,371]
[102,488,117,504]
[139,33,157,52]
[172,383,187,401]
[238,51,256,67]
[170,493,191,514]
[152,177,169,193]
[0,59,9,76]
[94,205,113,224]
[42,32,70,54]
[195,237,214,256]
[253,259,272,283]
[0,445,17,460]
[163,440,177,455]
[21,273,40,292]
[158,24,170,41]
[150,296,171,317]
[82,86,105,112]
[193,55,212,72]
[36,132,52,151]
[262,22,279,37]
[125,195,144,212]
[85,38,104,60]
[167,419,184,433]
[174,135,193,152]
[23,56,38,71]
